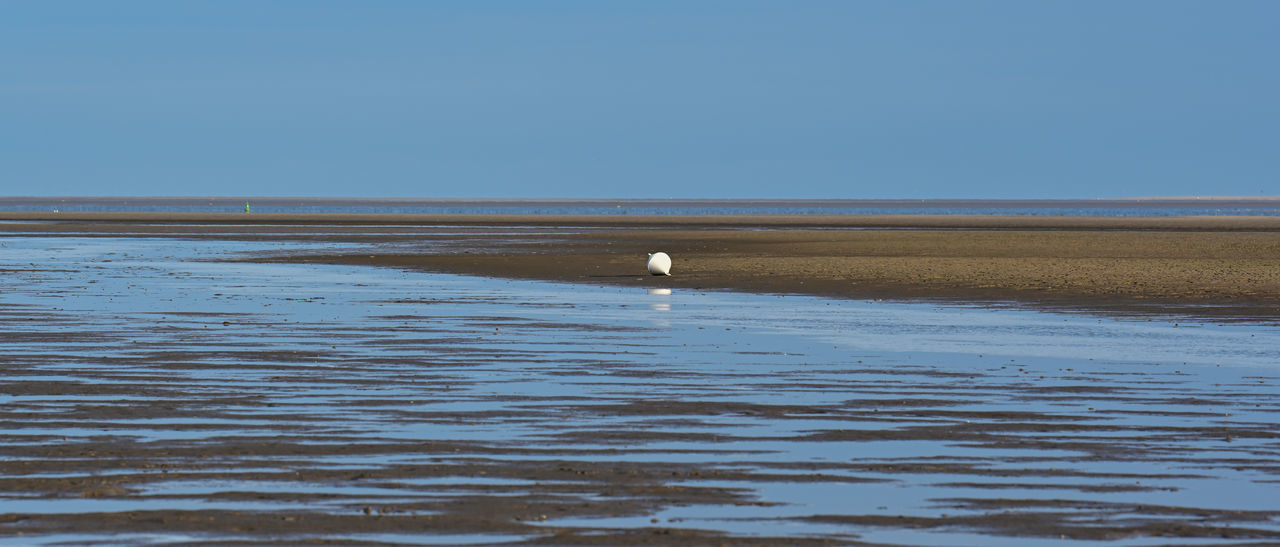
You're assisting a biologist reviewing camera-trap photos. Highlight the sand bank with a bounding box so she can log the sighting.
[3,212,1279,317]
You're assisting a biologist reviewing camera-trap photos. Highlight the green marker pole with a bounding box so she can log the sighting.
[244,201,251,213]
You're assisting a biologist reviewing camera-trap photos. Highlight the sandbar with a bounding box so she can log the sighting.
[3,212,1280,318]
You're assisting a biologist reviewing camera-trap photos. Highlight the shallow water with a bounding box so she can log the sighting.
[1,237,1279,544]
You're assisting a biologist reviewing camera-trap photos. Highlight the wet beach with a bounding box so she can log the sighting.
[2,214,1280,544]
[5,212,1280,317]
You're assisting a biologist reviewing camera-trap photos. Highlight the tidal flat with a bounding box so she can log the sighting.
[1,228,1279,545]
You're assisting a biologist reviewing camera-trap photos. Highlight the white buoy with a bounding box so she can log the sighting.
[646,252,672,276]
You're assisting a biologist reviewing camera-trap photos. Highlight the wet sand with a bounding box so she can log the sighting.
[4,212,1280,318]
[2,215,1280,544]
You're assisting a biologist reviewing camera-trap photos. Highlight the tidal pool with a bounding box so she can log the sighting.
[1,237,1278,545]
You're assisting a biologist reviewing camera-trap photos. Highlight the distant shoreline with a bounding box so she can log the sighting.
[1104,196,1280,201]
[3,196,1279,205]
[4,210,1280,229]
[4,197,1278,219]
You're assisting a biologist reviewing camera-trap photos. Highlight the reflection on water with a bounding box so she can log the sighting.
[1,237,1279,544]
[647,288,672,315]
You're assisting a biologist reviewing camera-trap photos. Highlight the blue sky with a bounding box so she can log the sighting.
[2,1,1276,199]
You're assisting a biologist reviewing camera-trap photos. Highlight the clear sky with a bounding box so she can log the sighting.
[2,1,1276,199]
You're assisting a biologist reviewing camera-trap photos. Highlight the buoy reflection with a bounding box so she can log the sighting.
[647,288,671,313]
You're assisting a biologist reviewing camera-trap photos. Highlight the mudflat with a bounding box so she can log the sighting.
[5,211,1280,317]
[3,214,1280,544]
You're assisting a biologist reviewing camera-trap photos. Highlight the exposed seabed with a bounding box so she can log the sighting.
[1,237,1278,545]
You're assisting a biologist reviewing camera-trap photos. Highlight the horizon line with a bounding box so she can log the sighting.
[2,196,1279,202]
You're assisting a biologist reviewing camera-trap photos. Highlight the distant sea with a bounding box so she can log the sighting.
[3,197,1279,217]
